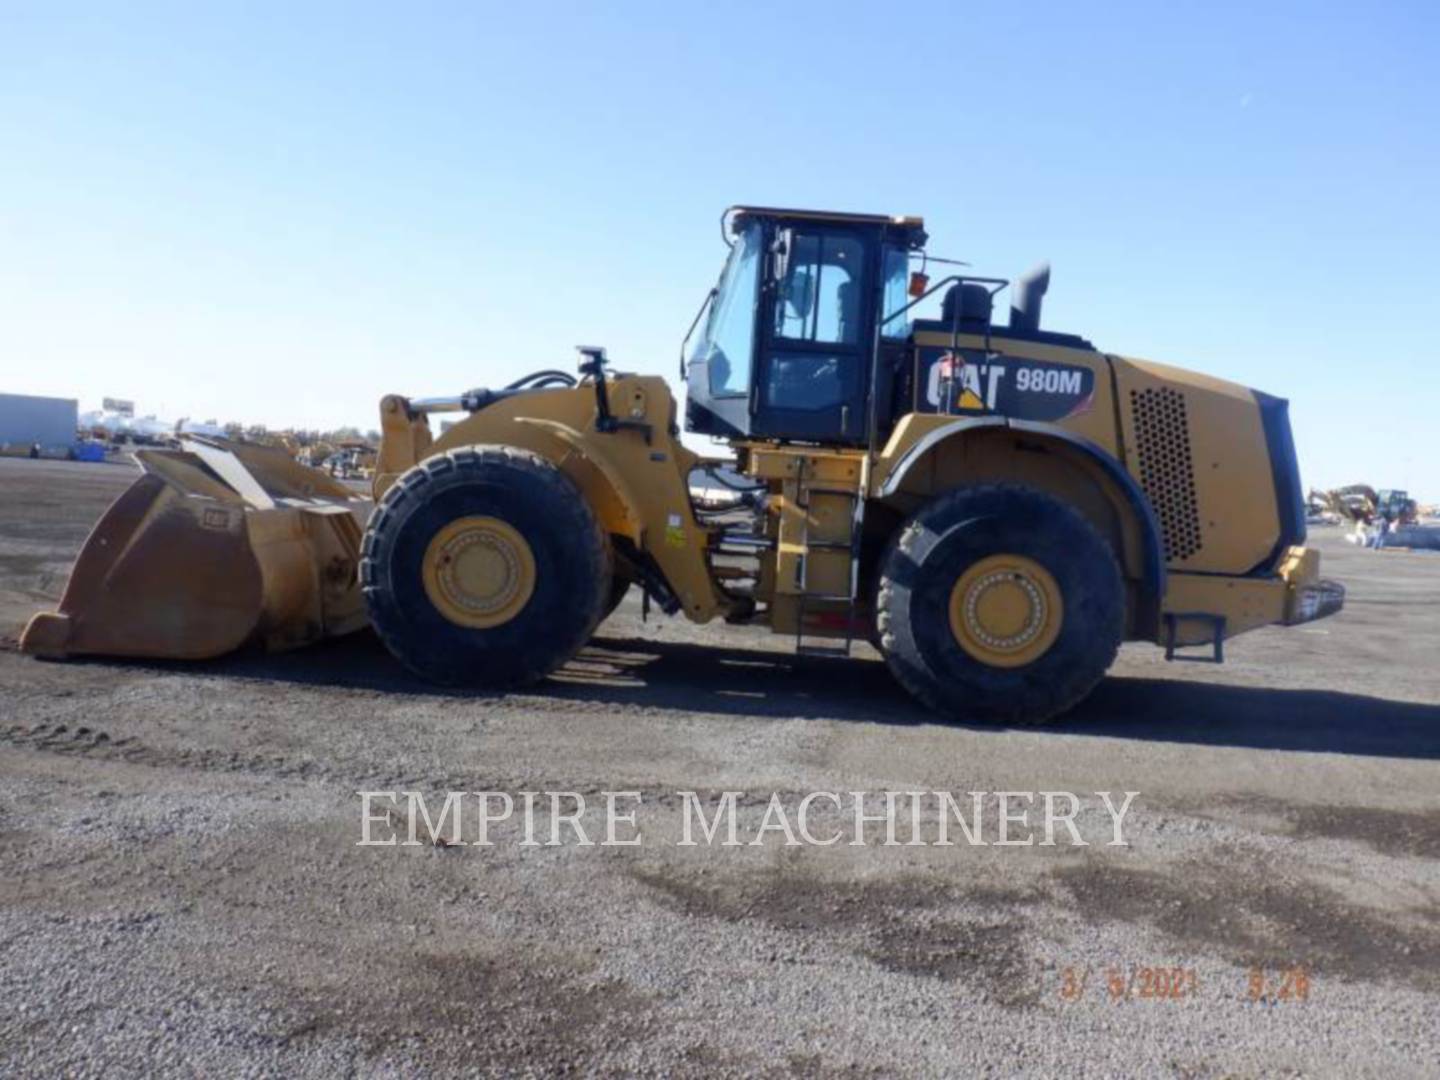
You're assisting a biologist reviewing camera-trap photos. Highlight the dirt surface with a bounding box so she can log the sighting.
[1,457,1437,1076]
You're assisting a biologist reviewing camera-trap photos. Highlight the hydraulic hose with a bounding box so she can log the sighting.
[506,369,577,390]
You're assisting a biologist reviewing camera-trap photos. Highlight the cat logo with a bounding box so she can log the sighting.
[930,352,1003,411]
[922,347,1096,422]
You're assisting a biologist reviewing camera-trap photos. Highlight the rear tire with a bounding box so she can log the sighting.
[876,484,1123,724]
[361,446,611,686]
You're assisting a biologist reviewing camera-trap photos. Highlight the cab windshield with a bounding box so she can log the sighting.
[692,222,762,397]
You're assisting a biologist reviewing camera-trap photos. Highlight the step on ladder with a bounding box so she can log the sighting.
[793,461,866,659]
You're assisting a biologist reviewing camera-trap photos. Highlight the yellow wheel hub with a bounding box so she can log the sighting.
[422,516,536,629]
[948,554,1063,668]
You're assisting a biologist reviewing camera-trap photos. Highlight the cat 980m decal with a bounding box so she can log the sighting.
[918,347,1096,422]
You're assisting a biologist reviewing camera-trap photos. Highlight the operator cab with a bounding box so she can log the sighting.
[684,207,926,445]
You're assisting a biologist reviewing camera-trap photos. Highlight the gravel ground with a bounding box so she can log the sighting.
[0,457,1437,1077]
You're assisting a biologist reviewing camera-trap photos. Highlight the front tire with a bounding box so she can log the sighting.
[361,446,611,686]
[876,484,1124,724]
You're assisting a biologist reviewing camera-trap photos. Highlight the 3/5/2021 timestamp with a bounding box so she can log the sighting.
[1058,964,1312,1003]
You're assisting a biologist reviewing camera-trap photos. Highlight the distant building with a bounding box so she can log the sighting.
[0,393,78,451]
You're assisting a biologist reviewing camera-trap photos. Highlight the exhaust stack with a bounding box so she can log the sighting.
[1009,261,1051,334]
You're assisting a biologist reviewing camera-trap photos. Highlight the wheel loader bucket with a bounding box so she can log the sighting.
[20,437,372,661]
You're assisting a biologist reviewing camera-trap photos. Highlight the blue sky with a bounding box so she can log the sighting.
[1,1,1436,497]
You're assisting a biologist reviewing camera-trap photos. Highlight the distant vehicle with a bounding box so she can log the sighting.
[1374,489,1419,525]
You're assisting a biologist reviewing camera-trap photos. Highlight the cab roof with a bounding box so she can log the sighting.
[726,205,927,247]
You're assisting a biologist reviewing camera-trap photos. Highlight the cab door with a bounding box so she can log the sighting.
[751,226,874,443]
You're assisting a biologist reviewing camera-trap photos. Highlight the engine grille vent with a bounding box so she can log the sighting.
[1130,387,1203,561]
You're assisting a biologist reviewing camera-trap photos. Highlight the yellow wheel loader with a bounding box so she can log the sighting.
[22,206,1344,723]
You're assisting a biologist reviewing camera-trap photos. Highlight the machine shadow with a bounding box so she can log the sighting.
[203,628,930,725]
[190,628,1440,760]
[1064,678,1440,760]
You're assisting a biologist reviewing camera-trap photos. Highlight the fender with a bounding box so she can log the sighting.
[508,415,723,622]
[510,417,645,543]
[376,378,727,623]
[377,395,646,544]
[877,416,1166,605]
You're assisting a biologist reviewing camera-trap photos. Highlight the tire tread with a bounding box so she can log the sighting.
[360,446,610,687]
[876,482,1123,725]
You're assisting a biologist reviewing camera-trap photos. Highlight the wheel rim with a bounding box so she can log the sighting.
[947,553,1064,668]
[422,516,536,629]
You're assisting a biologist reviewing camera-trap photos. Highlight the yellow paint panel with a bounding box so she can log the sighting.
[1161,573,1286,644]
